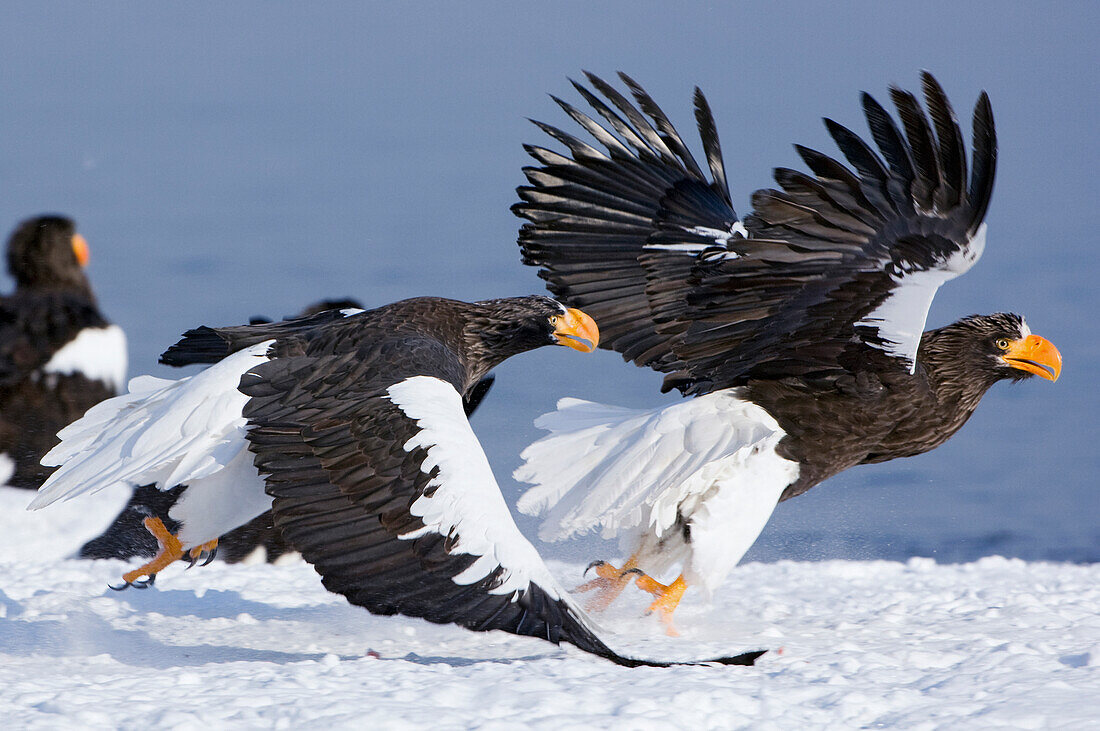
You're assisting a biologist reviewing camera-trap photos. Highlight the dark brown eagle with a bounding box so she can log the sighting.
[512,72,1061,635]
[30,294,761,666]
[0,216,125,489]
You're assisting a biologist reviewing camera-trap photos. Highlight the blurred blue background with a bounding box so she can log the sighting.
[1,2,1094,563]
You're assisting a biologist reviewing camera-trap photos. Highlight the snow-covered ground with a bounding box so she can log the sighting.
[1,485,1097,730]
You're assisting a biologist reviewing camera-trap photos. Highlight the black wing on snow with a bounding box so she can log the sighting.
[240,334,761,667]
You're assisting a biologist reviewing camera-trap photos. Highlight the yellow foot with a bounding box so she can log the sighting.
[187,538,219,568]
[625,570,688,637]
[109,517,184,591]
[574,557,638,612]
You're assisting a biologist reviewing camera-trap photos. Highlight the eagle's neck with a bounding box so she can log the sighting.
[917,327,1002,424]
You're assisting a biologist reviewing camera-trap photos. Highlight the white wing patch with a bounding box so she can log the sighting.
[0,453,13,487]
[642,242,708,253]
[387,376,564,598]
[857,224,987,371]
[643,222,747,253]
[41,324,127,391]
[516,389,798,544]
[29,341,273,516]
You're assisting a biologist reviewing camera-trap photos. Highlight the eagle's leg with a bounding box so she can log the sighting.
[186,538,219,569]
[574,554,640,612]
[109,517,184,590]
[623,570,688,637]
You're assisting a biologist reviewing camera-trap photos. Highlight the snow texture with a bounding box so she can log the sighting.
[2,485,1096,729]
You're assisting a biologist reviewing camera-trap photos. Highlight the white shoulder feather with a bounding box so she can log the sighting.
[41,324,128,391]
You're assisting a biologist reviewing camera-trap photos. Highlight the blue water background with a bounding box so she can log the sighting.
[0,2,1095,563]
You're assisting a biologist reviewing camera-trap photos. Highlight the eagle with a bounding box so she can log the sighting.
[30,295,761,666]
[0,215,125,489]
[512,72,1061,635]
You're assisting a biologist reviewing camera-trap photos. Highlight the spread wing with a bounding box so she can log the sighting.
[239,337,759,667]
[515,71,996,395]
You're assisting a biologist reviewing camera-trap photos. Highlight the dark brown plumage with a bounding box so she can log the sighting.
[84,299,370,564]
[81,298,499,564]
[752,313,1058,501]
[512,72,1061,633]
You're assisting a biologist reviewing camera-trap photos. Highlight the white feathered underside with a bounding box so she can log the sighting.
[515,389,791,543]
[29,342,274,512]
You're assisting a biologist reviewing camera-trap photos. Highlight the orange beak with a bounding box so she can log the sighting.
[71,233,90,267]
[1003,334,1061,382]
[553,308,600,353]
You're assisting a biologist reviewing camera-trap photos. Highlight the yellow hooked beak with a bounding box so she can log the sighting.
[71,233,90,267]
[552,308,600,353]
[1002,334,1061,382]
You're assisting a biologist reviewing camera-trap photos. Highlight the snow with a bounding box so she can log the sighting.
[1,485,1097,729]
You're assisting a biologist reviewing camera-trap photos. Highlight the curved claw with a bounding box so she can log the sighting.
[108,572,156,591]
[620,567,646,578]
[185,555,199,570]
[132,573,156,589]
[200,546,217,566]
[574,559,639,612]
[584,560,607,578]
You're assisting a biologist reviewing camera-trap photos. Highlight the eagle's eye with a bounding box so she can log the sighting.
[995,338,1010,350]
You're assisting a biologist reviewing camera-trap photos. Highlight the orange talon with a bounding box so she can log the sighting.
[574,555,638,612]
[188,538,219,566]
[631,572,688,637]
[119,517,184,585]
[189,539,218,560]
